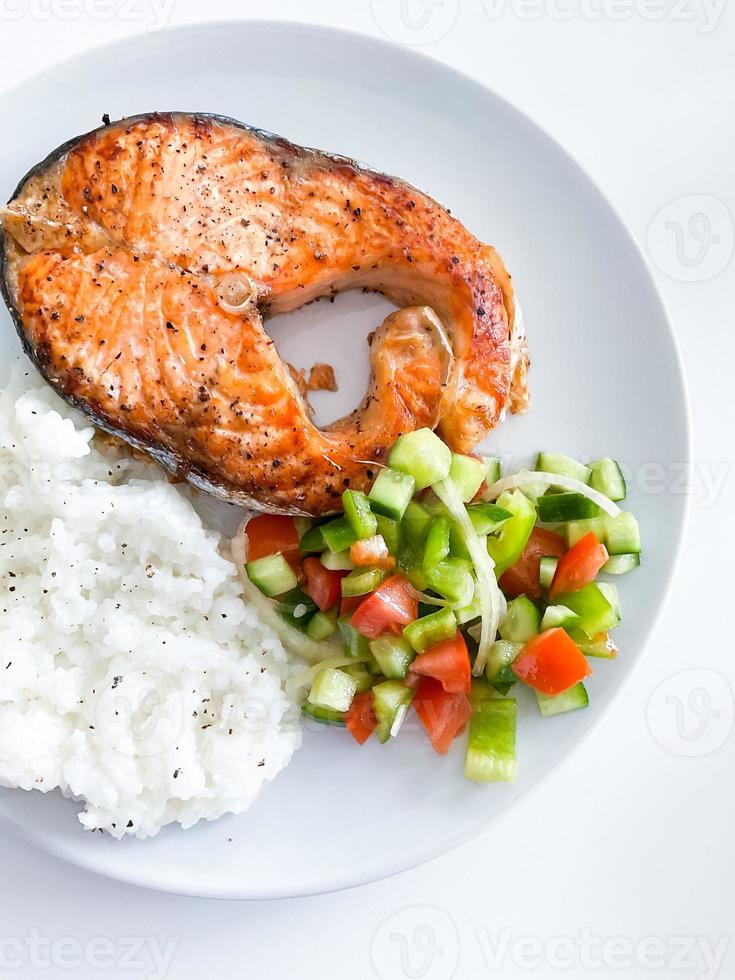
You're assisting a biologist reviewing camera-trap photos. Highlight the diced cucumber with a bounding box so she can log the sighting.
[499,596,541,643]
[491,664,517,696]
[566,518,606,548]
[536,452,591,485]
[604,512,641,555]
[277,589,318,631]
[464,699,517,783]
[373,680,414,742]
[598,582,621,620]
[341,567,386,597]
[539,556,559,590]
[568,629,618,659]
[449,453,486,502]
[485,640,522,685]
[321,549,354,571]
[466,503,513,535]
[375,514,403,554]
[540,604,580,631]
[536,683,589,717]
[421,491,448,517]
[342,489,378,540]
[308,668,358,712]
[306,610,338,641]
[342,663,377,693]
[368,468,415,522]
[602,553,640,575]
[589,458,627,502]
[369,636,415,679]
[424,515,452,569]
[482,456,502,485]
[486,489,537,577]
[426,560,474,608]
[555,584,618,637]
[299,524,325,553]
[246,553,298,597]
[294,516,312,540]
[302,703,346,726]
[403,608,457,653]
[338,615,371,659]
[320,517,358,554]
[537,492,601,523]
[402,500,432,545]
[387,428,452,491]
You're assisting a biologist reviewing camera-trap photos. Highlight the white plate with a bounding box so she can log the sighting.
[0,21,689,899]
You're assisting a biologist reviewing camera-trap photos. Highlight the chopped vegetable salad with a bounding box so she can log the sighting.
[243,430,641,783]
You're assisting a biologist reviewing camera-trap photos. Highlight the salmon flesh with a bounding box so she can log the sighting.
[1,113,528,515]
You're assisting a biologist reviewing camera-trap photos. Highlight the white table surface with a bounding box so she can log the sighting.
[0,2,732,978]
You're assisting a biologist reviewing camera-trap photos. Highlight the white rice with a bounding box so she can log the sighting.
[0,370,301,838]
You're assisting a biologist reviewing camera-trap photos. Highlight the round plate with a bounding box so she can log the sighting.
[0,21,689,899]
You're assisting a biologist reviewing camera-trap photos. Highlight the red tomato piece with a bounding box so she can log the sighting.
[340,594,363,616]
[245,515,300,564]
[499,527,566,599]
[549,532,609,599]
[350,535,396,570]
[512,628,592,696]
[414,677,473,754]
[350,575,418,639]
[302,557,347,612]
[410,632,471,694]
[345,691,377,745]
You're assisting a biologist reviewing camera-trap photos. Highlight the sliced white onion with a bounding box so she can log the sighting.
[230,519,341,666]
[482,471,622,518]
[433,478,502,676]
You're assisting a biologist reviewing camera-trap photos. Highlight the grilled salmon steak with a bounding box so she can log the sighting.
[1,113,528,515]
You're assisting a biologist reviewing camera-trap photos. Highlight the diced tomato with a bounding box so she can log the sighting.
[350,575,418,639]
[414,677,473,754]
[345,691,377,745]
[302,557,347,612]
[350,535,396,570]
[499,527,566,599]
[410,632,471,694]
[549,532,608,599]
[245,515,300,565]
[340,594,363,616]
[512,628,591,696]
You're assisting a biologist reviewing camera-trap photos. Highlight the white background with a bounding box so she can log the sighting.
[0,1,733,978]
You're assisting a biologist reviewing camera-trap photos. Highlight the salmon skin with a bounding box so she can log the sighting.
[1,112,528,515]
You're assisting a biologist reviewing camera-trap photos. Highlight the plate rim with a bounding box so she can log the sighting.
[0,17,692,900]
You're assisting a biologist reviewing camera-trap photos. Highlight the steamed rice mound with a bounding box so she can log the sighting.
[0,371,301,838]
